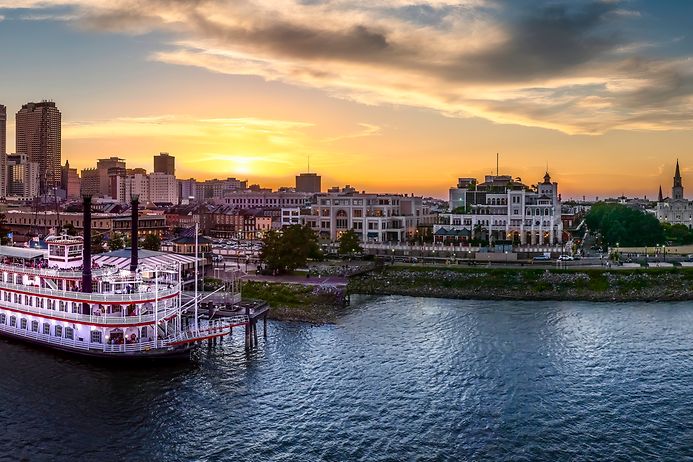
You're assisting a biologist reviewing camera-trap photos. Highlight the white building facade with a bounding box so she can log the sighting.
[214,191,314,209]
[437,172,563,245]
[656,161,693,228]
[303,193,432,243]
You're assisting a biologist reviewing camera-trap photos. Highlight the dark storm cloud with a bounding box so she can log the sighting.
[75,0,629,85]
[443,1,622,82]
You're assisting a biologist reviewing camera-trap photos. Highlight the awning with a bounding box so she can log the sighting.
[92,251,199,270]
[0,246,46,260]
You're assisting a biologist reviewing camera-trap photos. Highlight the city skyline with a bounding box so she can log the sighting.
[1,1,693,198]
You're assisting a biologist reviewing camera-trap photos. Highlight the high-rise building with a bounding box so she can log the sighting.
[148,172,179,204]
[7,153,40,198]
[61,160,81,200]
[80,157,126,197]
[296,172,321,193]
[15,101,61,195]
[0,104,6,197]
[154,152,175,176]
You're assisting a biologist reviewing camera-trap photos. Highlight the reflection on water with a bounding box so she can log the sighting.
[0,296,691,461]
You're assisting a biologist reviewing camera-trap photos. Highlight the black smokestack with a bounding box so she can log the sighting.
[130,195,139,272]
[82,195,93,314]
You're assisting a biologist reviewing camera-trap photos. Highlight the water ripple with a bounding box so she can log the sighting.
[0,296,691,461]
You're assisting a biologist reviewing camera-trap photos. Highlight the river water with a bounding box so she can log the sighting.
[0,296,691,461]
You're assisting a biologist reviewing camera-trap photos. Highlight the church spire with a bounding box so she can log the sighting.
[673,159,684,200]
[658,185,663,202]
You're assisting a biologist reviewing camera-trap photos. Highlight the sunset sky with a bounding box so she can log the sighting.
[1,0,693,199]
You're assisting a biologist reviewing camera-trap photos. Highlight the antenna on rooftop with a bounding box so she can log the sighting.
[307,154,311,174]
[496,153,499,176]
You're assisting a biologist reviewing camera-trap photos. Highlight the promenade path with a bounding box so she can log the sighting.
[242,273,348,287]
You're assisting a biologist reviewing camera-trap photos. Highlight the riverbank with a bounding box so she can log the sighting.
[241,280,346,323]
[348,265,693,302]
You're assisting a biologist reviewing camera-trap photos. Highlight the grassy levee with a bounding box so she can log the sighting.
[347,264,693,302]
[242,281,346,323]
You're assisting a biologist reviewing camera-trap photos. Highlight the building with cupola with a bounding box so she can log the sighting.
[436,171,563,245]
[656,160,693,228]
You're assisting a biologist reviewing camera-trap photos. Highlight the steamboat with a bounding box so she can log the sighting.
[0,196,247,360]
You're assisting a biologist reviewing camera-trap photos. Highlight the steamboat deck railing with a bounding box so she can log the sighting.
[0,280,179,304]
[0,263,119,279]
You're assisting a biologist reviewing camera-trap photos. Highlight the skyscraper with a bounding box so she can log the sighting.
[154,152,175,176]
[296,172,321,193]
[16,101,61,195]
[0,104,6,197]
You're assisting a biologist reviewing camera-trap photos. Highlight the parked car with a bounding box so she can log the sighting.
[533,255,551,261]
[557,255,574,261]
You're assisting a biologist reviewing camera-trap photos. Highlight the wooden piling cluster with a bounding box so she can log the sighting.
[244,303,269,350]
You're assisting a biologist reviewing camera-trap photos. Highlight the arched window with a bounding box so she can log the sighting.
[336,210,349,229]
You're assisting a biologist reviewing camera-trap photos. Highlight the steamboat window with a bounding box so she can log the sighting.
[64,327,74,340]
[141,327,147,339]
[20,319,27,330]
[59,301,66,312]
[54,325,63,337]
[43,323,50,335]
[90,330,102,343]
[10,316,16,327]
[31,320,38,332]
[0,314,5,324]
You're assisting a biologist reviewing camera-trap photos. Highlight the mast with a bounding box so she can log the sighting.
[194,221,199,331]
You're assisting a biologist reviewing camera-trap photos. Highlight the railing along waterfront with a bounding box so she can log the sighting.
[0,298,180,325]
[0,280,178,303]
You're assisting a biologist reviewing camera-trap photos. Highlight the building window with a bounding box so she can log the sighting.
[64,327,74,340]
[55,325,63,337]
[0,314,5,324]
[20,319,27,330]
[10,316,16,327]
[90,330,102,343]
[43,323,50,335]
[31,320,39,332]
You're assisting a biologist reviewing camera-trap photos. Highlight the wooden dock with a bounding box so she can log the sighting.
[198,299,270,350]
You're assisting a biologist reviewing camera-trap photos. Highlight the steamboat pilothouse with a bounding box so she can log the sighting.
[0,196,247,359]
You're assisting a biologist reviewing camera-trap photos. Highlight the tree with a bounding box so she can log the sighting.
[338,229,362,255]
[91,233,105,254]
[260,225,322,274]
[142,234,161,251]
[663,223,693,245]
[0,213,9,245]
[108,233,126,251]
[585,203,665,247]
[58,223,77,236]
